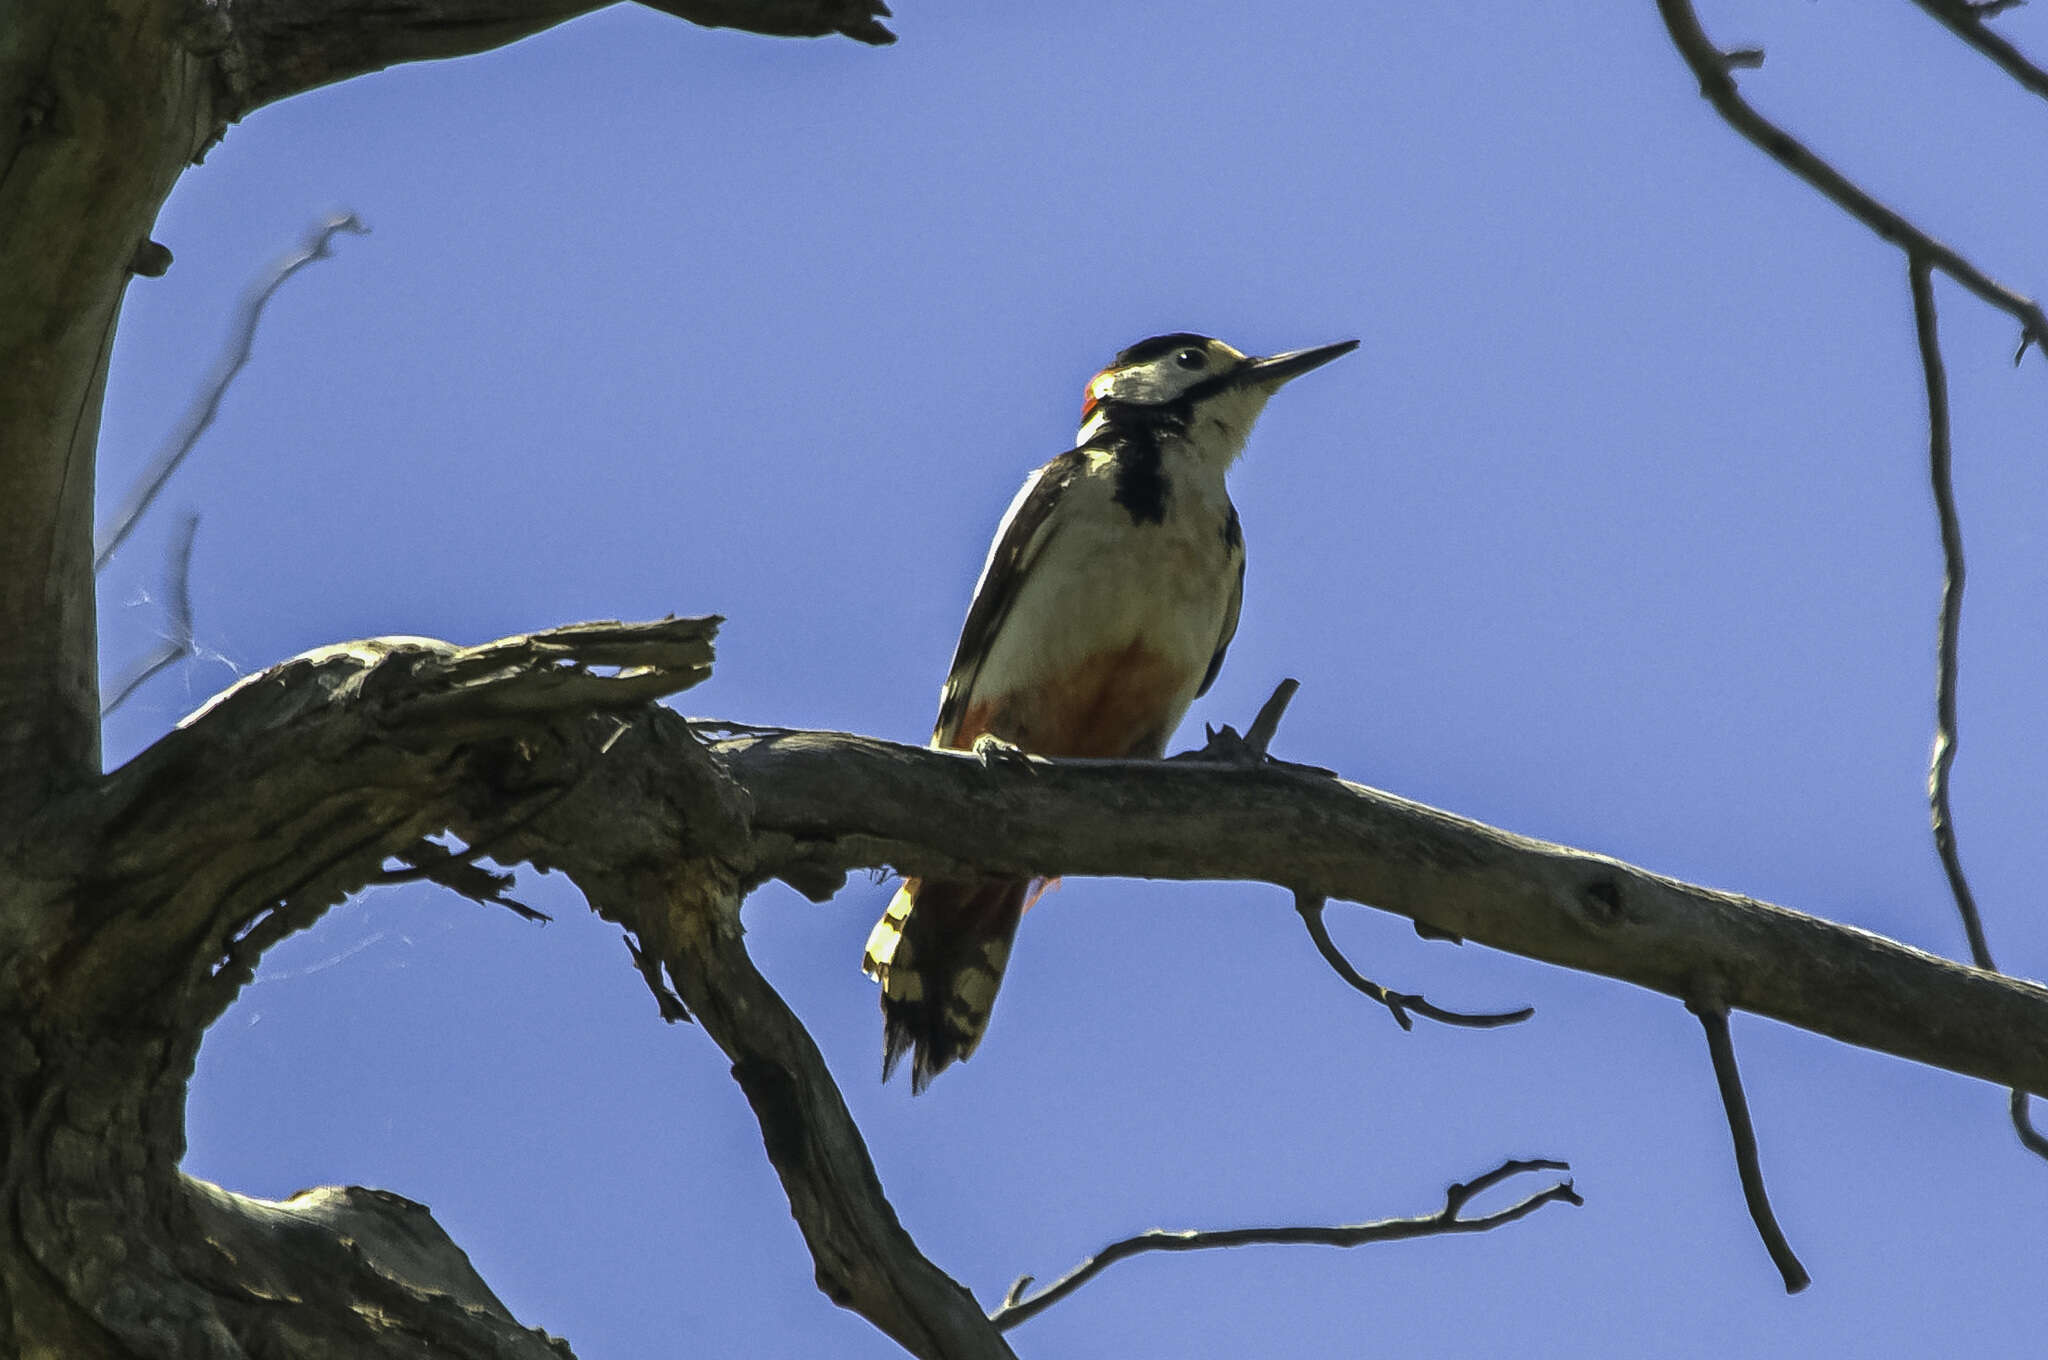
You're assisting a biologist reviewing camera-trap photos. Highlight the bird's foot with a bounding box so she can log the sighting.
[972,732,1038,774]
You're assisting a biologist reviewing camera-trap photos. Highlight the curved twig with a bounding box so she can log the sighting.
[1913,257,1993,972]
[1908,255,2048,1162]
[988,1158,1580,1331]
[1295,893,1533,1030]
[94,213,369,571]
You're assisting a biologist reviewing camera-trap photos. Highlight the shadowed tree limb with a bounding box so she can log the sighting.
[1907,255,2048,1162]
[713,718,2048,1098]
[12,617,1021,1360]
[985,1158,1581,1332]
[211,0,894,115]
[1,0,896,830]
[25,617,2048,1351]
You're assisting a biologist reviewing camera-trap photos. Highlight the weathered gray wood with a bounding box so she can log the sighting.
[16,611,2045,1355]
[718,727,2048,1098]
[215,0,893,114]
[0,0,886,825]
[0,0,890,1348]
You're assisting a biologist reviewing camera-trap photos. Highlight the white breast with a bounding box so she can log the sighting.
[971,451,1241,723]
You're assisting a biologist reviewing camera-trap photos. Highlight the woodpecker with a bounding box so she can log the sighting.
[862,331,1359,1091]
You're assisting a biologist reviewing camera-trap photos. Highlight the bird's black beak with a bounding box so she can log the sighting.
[1241,338,1360,389]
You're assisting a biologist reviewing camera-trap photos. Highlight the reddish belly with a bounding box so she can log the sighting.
[955,640,1185,758]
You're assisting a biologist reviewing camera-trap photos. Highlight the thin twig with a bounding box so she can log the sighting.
[1656,0,2048,362]
[1905,0,2048,105]
[988,1158,1580,1331]
[1687,996,1810,1293]
[1243,677,1299,756]
[1912,257,1993,970]
[94,212,369,570]
[1295,893,1533,1030]
[101,512,200,715]
[1908,256,2048,1162]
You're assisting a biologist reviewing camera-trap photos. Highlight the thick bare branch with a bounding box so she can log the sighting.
[611,871,1017,1360]
[1656,0,2048,359]
[18,615,1019,1359]
[715,725,2048,1099]
[212,0,894,114]
[987,1159,1580,1332]
[35,616,2048,1352]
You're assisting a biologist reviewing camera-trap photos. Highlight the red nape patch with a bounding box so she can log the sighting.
[1080,371,1109,422]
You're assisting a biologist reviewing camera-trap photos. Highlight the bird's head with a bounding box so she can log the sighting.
[1077,332,1358,459]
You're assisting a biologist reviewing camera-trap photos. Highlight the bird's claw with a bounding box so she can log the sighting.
[972,733,1038,774]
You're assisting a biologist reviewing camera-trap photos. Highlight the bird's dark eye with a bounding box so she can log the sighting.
[1174,348,1207,370]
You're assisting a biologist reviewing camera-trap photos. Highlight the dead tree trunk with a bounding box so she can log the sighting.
[8,3,2048,1357]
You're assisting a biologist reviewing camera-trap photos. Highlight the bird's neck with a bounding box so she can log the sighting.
[1078,403,1243,526]
[1077,401,1247,474]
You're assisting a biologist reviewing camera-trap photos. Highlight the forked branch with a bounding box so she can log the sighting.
[1295,892,1533,1031]
[1655,0,2048,360]
[986,1158,1580,1331]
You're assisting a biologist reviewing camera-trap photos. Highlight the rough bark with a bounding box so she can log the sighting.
[0,0,887,824]
[720,728,2048,1097]
[0,2,889,1353]
[6,614,2041,1354]
[10,0,2047,1354]
[4,619,1023,1358]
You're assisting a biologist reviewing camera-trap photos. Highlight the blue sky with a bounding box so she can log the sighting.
[96,2,2048,1355]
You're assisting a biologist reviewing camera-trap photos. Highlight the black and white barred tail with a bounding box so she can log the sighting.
[862,875,1030,1092]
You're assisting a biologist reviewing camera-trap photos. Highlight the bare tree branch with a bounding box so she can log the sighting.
[1907,255,2048,1162]
[620,870,1017,1360]
[1905,0,2048,105]
[1656,0,2048,361]
[986,1158,1581,1332]
[101,511,199,716]
[1687,995,1809,1293]
[94,214,367,572]
[1294,891,1533,1030]
[211,0,894,115]
[713,718,2048,1099]
[1913,256,1993,973]
[36,615,2048,1351]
